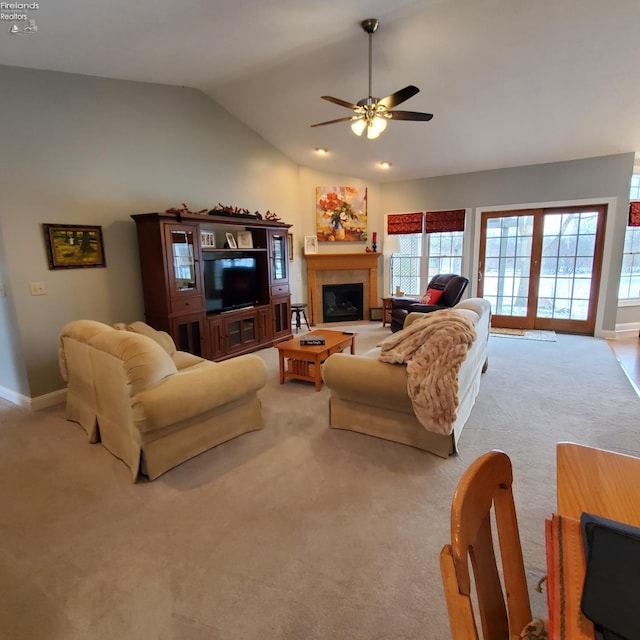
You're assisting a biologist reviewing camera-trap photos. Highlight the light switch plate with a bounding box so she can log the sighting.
[30,282,46,296]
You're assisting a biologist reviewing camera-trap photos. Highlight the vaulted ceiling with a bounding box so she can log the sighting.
[3,0,640,182]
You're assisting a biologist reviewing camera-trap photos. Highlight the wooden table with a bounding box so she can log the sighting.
[275,329,355,391]
[547,443,640,639]
[382,297,393,327]
[557,442,640,526]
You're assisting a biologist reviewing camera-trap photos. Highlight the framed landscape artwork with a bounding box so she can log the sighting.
[315,186,368,243]
[43,224,106,269]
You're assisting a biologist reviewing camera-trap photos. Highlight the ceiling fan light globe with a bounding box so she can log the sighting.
[351,119,366,136]
[371,115,387,135]
[366,125,381,140]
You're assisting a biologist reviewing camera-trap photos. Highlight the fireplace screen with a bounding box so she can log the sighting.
[322,283,364,322]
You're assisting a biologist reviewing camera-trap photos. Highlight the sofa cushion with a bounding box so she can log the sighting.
[114,321,176,356]
[89,331,177,397]
[114,321,208,370]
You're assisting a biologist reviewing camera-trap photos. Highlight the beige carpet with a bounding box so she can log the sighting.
[0,322,638,639]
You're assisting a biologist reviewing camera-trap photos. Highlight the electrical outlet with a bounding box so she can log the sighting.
[29,282,46,296]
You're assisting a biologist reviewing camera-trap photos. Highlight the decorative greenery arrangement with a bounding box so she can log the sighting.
[165,203,282,222]
[165,203,208,215]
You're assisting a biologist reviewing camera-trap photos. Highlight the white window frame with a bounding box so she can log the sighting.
[619,173,640,304]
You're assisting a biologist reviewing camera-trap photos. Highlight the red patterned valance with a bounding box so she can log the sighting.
[630,202,640,227]
[425,209,465,234]
[387,212,423,235]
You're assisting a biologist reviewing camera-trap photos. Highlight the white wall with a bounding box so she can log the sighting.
[0,221,29,400]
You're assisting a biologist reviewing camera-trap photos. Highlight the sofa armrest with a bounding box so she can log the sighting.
[132,354,267,432]
[322,353,411,410]
[171,350,207,371]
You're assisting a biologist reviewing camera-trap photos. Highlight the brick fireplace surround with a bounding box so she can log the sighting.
[305,253,381,325]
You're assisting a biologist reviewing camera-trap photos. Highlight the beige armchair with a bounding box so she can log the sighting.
[59,320,267,481]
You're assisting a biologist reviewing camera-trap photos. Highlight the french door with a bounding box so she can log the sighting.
[478,205,606,334]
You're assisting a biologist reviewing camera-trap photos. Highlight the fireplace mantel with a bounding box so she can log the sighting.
[305,253,380,325]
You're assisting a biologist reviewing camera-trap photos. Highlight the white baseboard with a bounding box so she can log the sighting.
[0,386,66,411]
[0,385,31,408]
[616,321,640,332]
[31,389,66,411]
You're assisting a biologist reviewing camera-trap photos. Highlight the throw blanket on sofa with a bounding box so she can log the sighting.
[378,310,476,436]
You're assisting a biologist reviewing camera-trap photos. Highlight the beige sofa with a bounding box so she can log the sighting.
[322,298,491,457]
[59,320,267,481]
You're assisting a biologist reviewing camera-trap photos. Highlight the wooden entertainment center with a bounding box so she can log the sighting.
[131,211,292,360]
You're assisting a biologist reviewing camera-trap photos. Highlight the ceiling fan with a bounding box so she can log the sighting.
[311,18,433,139]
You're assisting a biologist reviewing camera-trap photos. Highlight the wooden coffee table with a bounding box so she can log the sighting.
[275,329,356,391]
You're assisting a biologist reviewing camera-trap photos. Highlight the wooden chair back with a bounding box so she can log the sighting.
[440,450,532,639]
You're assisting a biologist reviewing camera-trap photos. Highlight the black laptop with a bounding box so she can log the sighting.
[580,512,640,640]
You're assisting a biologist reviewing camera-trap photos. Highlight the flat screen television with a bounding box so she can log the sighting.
[203,252,259,313]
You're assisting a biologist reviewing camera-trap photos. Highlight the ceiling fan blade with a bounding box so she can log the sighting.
[321,95,359,110]
[378,85,420,109]
[388,110,434,122]
[310,116,359,128]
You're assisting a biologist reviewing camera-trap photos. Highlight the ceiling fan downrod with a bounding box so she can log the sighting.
[361,18,379,101]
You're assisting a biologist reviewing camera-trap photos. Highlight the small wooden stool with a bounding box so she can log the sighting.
[291,303,310,333]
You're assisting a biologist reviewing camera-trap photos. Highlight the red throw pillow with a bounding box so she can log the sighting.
[419,288,443,305]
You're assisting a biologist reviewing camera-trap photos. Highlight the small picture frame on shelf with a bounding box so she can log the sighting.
[236,230,253,249]
[225,232,237,249]
[201,231,216,248]
[304,235,318,255]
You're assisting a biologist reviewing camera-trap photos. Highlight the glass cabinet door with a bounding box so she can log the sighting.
[167,225,199,294]
[270,232,287,283]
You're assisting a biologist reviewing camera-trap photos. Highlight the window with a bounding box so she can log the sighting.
[619,173,640,301]
[388,210,465,296]
[391,233,422,296]
[427,231,464,282]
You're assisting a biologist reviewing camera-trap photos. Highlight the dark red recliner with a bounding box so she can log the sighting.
[390,274,470,333]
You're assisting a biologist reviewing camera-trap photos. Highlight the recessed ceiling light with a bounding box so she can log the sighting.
[315,147,329,155]
[379,161,392,169]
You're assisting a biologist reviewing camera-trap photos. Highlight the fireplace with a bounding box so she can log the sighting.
[305,253,380,325]
[322,283,364,322]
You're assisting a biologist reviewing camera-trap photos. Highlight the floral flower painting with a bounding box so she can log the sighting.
[316,186,368,242]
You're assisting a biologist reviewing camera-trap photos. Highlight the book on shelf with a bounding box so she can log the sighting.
[300,335,325,345]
